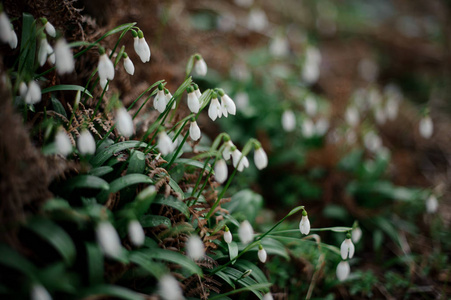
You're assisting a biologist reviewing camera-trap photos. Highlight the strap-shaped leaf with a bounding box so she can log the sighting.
[86,243,103,285]
[153,195,190,218]
[137,248,202,276]
[128,251,167,279]
[234,260,270,289]
[77,285,145,300]
[128,150,146,174]
[97,174,153,203]
[64,175,109,192]
[168,177,184,199]
[42,84,93,98]
[228,242,238,264]
[90,141,148,167]
[50,95,67,118]
[89,166,114,177]
[26,218,76,265]
[174,158,212,172]
[0,244,37,277]
[139,215,171,228]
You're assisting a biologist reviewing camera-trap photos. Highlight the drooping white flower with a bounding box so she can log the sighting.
[235,92,249,110]
[55,130,73,156]
[282,110,296,132]
[302,118,315,138]
[98,52,115,81]
[128,220,145,247]
[374,106,386,125]
[262,293,274,300]
[115,107,134,138]
[0,12,12,44]
[54,38,74,74]
[222,140,234,161]
[351,227,362,243]
[123,54,135,75]
[158,131,175,155]
[299,212,310,235]
[426,194,438,214]
[302,46,321,84]
[158,274,184,300]
[336,261,350,281]
[315,117,329,136]
[269,35,289,58]
[189,121,201,141]
[25,81,41,105]
[219,92,236,116]
[187,88,200,113]
[345,106,359,127]
[38,36,53,67]
[154,89,167,113]
[194,55,207,76]
[208,96,222,121]
[358,58,378,82]
[254,146,268,170]
[186,235,205,260]
[133,30,151,63]
[8,28,17,49]
[19,81,28,98]
[364,131,382,153]
[43,19,56,37]
[247,8,268,32]
[258,245,267,263]
[223,227,232,244]
[234,0,254,8]
[77,130,96,155]
[340,236,355,260]
[231,148,249,172]
[215,159,228,184]
[96,221,122,258]
[385,96,400,121]
[304,95,317,116]
[238,220,254,245]
[31,284,52,300]
[419,115,433,139]
[165,89,175,109]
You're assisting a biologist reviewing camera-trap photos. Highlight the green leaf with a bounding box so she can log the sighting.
[139,215,171,228]
[50,95,67,118]
[153,195,190,218]
[215,270,236,289]
[26,218,76,265]
[64,175,109,192]
[218,267,268,299]
[209,283,272,300]
[228,242,238,264]
[89,166,114,177]
[174,158,212,172]
[137,248,202,276]
[0,244,37,278]
[128,150,146,174]
[97,174,153,203]
[77,285,145,300]
[234,260,270,291]
[86,243,103,285]
[19,13,36,75]
[168,177,184,199]
[91,141,148,167]
[42,85,93,98]
[128,251,166,279]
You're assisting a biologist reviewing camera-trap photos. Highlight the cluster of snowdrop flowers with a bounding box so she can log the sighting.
[206,89,237,121]
[132,29,151,63]
[0,8,17,49]
[301,117,330,138]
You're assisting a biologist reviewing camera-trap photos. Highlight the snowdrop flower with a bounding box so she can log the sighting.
[315,117,329,136]
[215,159,228,184]
[186,86,200,113]
[115,107,134,137]
[96,221,122,258]
[247,8,268,32]
[31,284,52,300]
[340,234,355,260]
[345,106,359,127]
[98,50,115,82]
[336,261,350,281]
[165,89,175,109]
[158,274,184,300]
[282,110,296,132]
[154,85,167,113]
[19,81,28,98]
[8,28,16,49]
[41,18,56,37]
[0,12,12,44]
[194,54,207,76]
[25,81,41,105]
[304,95,317,116]
[262,293,274,300]
[302,118,315,138]
[222,140,234,161]
[158,131,175,155]
[54,38,74,74]
[208,93,222,121]
[258,245,267,263]
[77,130,96,155]
[55,130,72,156]
[364,131,382,152]
[235,92,249,110]
[38,35,54,67]
[385,97,400,121]
[254,146,268,170]
[193,84,202,99]
[133,30,151,63]
[351,227,362,243]
[189,120,201,141]
[223,226,232,244]
[238,220,253,245]
[299,210,310,235]
[269,35,289,58]
[231,147,249,172]
[218,89,236,116]
[374,106,386,125]
[186,235,205,260]
[426,194,438,214]
[100,78,109,91]
[419,115,433,139]
[122,53,134,75]
[302,46,321,84]
[128,220,145,247]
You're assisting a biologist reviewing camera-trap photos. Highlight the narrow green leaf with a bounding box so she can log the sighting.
[220,267,266,299]
[128,251,166,279]
[128,150,146,174]
[97,174,153,203]
[26,218,76,265]
[50,95,67,118]
[42,85,93,98]
[215,270,235,289]
[64,175,109,192]
[139,215,171,228]
[234,260,270,288]
[77,285,145,300]
[209,283,272,300]
[185,54,195,78]
[137,248,202,276]
[228,242,238,264]
[0,244,37,277]
[19,13,36,75]
[153,195,190,218]
[90,141,148,167]
[168,177,184,199]
[89,166,114,177]
[174,158,212,172]
[86,243,103,285]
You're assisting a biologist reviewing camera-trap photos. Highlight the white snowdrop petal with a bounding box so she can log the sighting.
[189,121,201,141]
[419,116,433,139]
[25,81,41,105]
[96,222,122,258]
[0,12,12,43]
[158,132,174,155]
[31,284,52,300]
[123,56,135,75]
[8,29,17,49]
[194,58,208,76]
[128,220,145,247]
[158,275,184,300]
[77,130,96,155]
[223,230,232,244]
[258,248,267,263]
[98,53,115,81]
[351,227,362,243]
[55,130,73,156]
[426,195,438,213]
[38,38,50,66]
[208,98,222,121]
[154,90,167,113]
[282,110,296,132]
[302,119,315,138]
[215,159,228,184]
[262,293,274,300]
[222,94,236,115]
[336,261,350,281]
[45,21,56,37]
[340,238,355,260]
[186,235,205,260]
[238,220,254,245]
[55,38,74,74]
[187,92,200,113]
[299,215,310,235]
[254,147,268,170]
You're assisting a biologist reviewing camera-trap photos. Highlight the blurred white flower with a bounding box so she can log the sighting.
[8,28,16,49]
[25,81,41,105]
[158,275,184,300]
[419,116,433,139]
[340,237,355,260]
[345,106,359,127]
[115,108,134,138]
[55,130,72,157]
[262,293,274,300]
[123,55,135,75]
[98,52,115,82]
[194,56,208,76]
[189,121,201,141]
[374,106,386,125]
[154,89,167,113]
[54,38,74,74]
[302,46,321,85]
[426,194,438,214]
[234,0,253,7]
[186,235,205,260]
[364,131,382,153]
[302,119,315,138]
[208,96,222,121]
[238,220,254,245]
[336,261,350,281]
[299,214,310,235]
[315,117,329,136]
[100,78,109,91]
[128,220,145,247]
[77,130,96,155]
[158,131,175,155]
[43,19,56,37]
[304,96,318,116]
[282,110,296,132]
[96,221,122,258]
[235,92,249,110]
[254,147,268,170]
[351,227,362,243]
[223,227,232,244]
[258,246,267,263]
[247,8,268,32]
[31,284,52,300]
[385,97,400,121]
[358,58,378,82]
[0,12,12,44]
[269,35,289,58]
